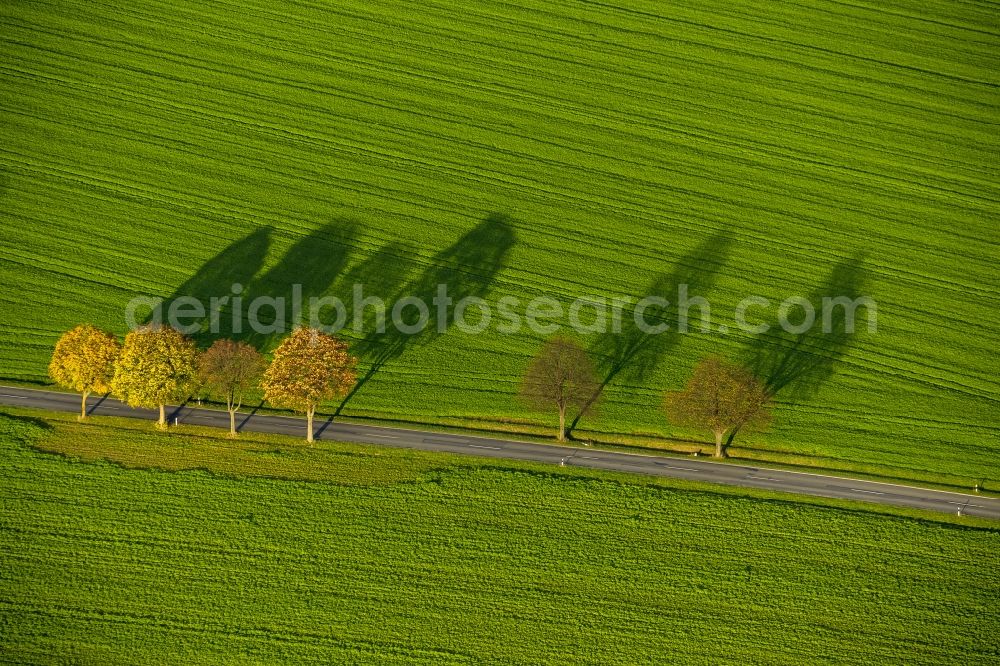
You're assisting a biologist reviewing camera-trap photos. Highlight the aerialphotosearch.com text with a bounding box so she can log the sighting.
[127,282,877,338]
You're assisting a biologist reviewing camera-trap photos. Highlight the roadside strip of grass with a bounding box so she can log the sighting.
[2,405,995,530]
[2,381,995,497]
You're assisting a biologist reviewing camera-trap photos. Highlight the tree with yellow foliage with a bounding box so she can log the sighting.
[262,327,357,443]
[111,325,198,429]
[49,324,121,420]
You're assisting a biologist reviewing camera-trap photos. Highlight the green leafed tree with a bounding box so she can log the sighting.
[111,325,198,428]
[665,356,771,458]
[262,327,357,443]
[48,324,121,420]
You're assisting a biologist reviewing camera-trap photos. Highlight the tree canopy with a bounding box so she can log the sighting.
[111,325,198,427]
[262,327,357,442]
[665,356,771,457]
[520,335,599,441]
[49,323,121,419]
[198,339,265,436]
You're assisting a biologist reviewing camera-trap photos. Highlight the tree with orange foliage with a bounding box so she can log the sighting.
[49,324,121,420]
[262,327,357,443]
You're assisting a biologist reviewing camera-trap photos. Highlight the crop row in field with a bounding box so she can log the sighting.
[1,0,998,483]
[1,410,998,663]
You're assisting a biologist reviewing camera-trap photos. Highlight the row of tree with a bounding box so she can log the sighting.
[519,336,771,457]
[49,324,356,442]
[51,324,770,455]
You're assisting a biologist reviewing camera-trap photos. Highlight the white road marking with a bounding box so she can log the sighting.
[468,444,501,450]
[747,475,779,481]
[3,386,998,519]
[367,434,399,439]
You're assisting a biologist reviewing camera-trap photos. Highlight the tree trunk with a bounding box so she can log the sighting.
[229,409,237,437]
[306,407,314,444]
[714,430,726,458]
[558,405,566,442]
[158,403,166,429]
[80,391,90,420]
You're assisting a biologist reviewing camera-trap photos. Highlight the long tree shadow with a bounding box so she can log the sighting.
[336,240,419,335]
[566,230,733,437]
[152,227,272,347]
[242,220,359,350]
[741,252,871,401]
[333,214,517,416]
[312,242,417,436]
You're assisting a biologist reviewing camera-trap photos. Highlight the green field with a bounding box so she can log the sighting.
[1,0,998,485]
[1,410,997,663]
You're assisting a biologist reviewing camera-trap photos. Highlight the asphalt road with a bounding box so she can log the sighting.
[2,385,997,519]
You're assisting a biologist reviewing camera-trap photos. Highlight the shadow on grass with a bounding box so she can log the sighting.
[243,221,359,350]
[149,215,515,437]
[152,227,272,347]
[0,410,53,437]
[741,253,871,401]
[567,230,733,437]
[155,221,360,350]
[326,214,516,421]
[722,253,872,450]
